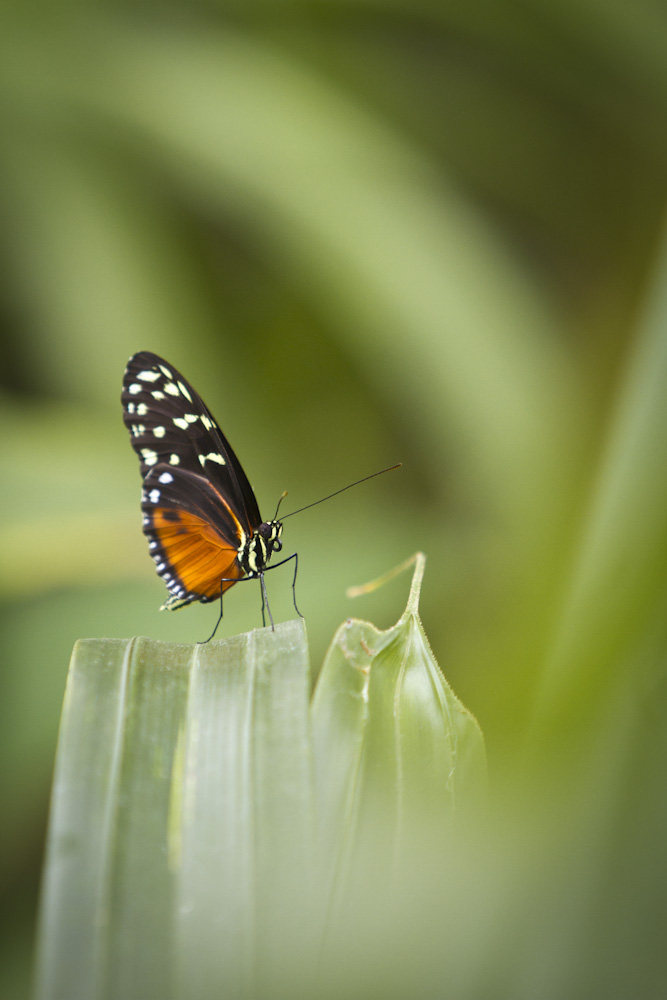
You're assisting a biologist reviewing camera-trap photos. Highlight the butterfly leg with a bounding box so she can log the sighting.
[198,581,226,644]
[199,558,297,642]
[259,572,275,631]
[289,552,303,619]
[198,574,258,643]
[264,552,303,619]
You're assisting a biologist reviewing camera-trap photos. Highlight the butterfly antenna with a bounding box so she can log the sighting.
[280,464,401,520]
[273,490,289,521]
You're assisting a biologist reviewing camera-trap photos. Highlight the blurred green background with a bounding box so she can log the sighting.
[2,2,667,997]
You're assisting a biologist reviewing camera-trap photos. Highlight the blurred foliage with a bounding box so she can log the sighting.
[1,0,666,996]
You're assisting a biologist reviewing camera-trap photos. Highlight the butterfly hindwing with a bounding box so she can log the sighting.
[141,465,246,607]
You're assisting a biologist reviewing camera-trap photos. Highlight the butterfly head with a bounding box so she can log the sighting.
[239,520,283,576]
[258,519,283,552]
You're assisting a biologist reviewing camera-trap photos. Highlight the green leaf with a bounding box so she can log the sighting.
[529,207,667,764]
[311,555,486,901]
[35,575,486,999]
[34,621,314,1000]
[173,621,314,999]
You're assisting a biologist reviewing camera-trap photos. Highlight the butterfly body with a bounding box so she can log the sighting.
[122,351,286,623]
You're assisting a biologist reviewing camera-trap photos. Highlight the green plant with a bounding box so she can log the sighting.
[34,558,485,1000]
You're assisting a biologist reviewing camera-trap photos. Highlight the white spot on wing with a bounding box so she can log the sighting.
[158,472,174,484]
[148,488,161,503]
[173,417,189,430]
[201,415,213,430]
[178,381,192,401]
[159,365,172,378]
[137,402,148,416]
[185,414,198,424]
[199,452,225,466]
[151,391,165,400]
[131,424,146,437]
[169,454,180,465]
[164,382,180,396]
[141,448,158,466]
[153,426,166,438]
[128,383,142,394]
[138,370,161,382]
[127,402,135,414]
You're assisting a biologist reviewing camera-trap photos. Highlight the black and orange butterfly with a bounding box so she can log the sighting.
[122,351,398,638]
[121,351,298,636]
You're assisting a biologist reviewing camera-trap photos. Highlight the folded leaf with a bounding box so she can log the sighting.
[311,555,486,902]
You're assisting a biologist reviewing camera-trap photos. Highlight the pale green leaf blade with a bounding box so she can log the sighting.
[34,638,134,1000]
[174,619,315,999]
[35,636,193,1000]
[35,621,313,1000]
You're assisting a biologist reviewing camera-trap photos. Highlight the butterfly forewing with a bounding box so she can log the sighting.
[122,351,263,608]
[122,351,261,530]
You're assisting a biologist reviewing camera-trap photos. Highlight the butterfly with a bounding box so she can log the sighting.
[121,351,298,637]
[122,351,400,639]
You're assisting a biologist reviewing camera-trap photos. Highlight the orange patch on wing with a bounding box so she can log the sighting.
[151,507,244,599]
